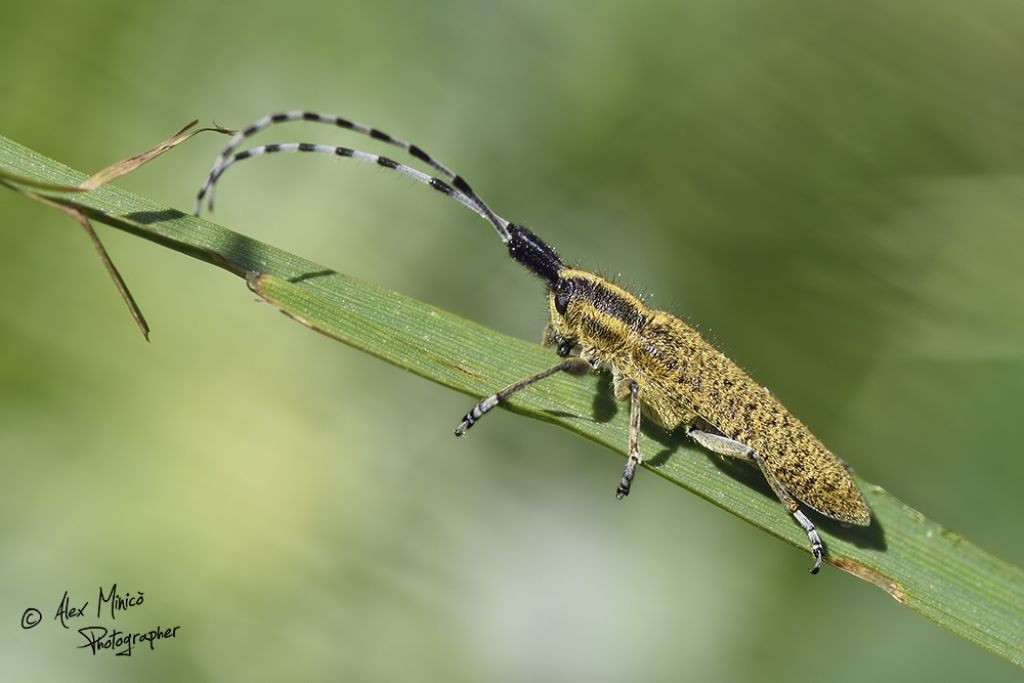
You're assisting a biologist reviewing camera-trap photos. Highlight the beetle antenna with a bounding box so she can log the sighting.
[194,111,511,243]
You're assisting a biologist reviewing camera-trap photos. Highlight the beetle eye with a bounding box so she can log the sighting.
[554,279,573,316]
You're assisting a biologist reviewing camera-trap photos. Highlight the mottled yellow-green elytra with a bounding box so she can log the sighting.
[196,110,871,574]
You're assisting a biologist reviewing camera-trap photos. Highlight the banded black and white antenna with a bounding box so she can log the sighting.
[193,110,512,244]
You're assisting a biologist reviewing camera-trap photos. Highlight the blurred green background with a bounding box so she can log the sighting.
[2,0,1022,680]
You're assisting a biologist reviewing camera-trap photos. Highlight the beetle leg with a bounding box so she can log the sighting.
[687,428,755,461]
[688,429,824,574]
[615,380,642,499]
[454,357,590,436]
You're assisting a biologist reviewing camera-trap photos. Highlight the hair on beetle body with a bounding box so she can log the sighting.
[195,110,872,574]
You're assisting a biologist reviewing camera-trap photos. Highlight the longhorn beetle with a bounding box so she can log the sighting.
[194,110,872,573]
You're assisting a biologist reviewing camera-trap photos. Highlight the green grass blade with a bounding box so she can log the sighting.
[2,133,1022,666]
